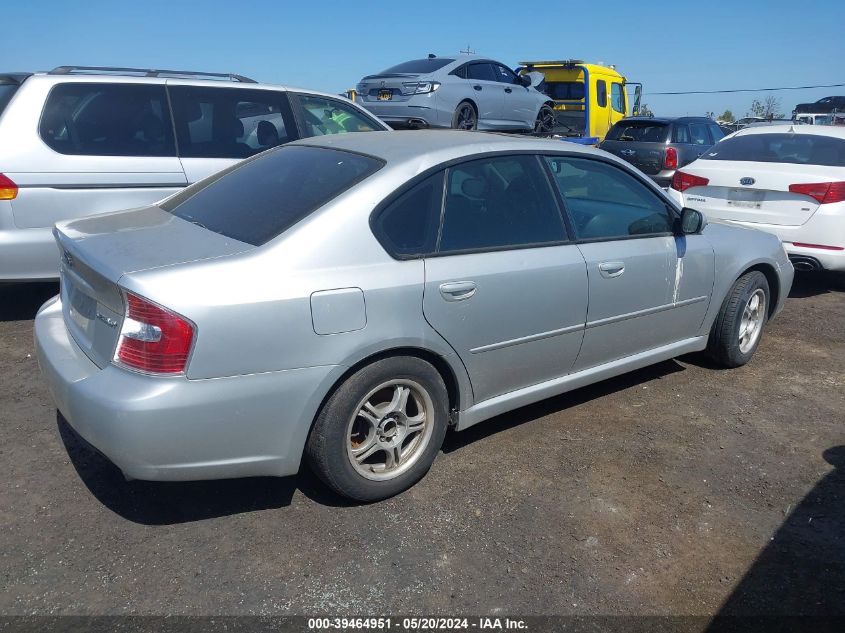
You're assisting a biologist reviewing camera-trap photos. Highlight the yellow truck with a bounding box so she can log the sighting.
[516,60,641,144]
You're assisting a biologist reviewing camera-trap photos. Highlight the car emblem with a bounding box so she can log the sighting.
[96,313,118,328]
[62,250,74,268]
[740,177,755,186]
[620,149,636,156]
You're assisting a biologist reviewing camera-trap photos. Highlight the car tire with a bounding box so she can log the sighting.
[534,104,556,136]
[305,356,449,502]
[706,270,770,368]
[451,101,478,130]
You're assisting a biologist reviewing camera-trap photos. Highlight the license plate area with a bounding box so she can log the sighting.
[728,188,764,209]
[377,90,393,101]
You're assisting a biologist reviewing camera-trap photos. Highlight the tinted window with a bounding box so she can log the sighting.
[0,83,20,115]
[493,64,519,84]
[606,121,669,142]
[596,80,607,108]
[451,65,468,80]
[439,155,565,253]
[701,133,845,167]
[161,146,382,246]
[672,124,691,144]
[540,82,585,101]
[708,123,725,143]
[544,156,672,240]
[293,94,381,137]
[689,123,711,145]
[378,58,454,74]
[467,63,497,82]
[40,83,175,157]
[611,83,625,114]
[374,173,443,257]
[169,86,295,159]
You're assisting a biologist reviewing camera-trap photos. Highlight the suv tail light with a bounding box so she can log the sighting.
[0,173,18,200]
[788,182,845,204]
[671,171,709,192]
[664,147,678,170]
[115,292,195,374]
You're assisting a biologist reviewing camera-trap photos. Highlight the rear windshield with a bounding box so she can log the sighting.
[161,145,383,246]
[701,133,845,167]
[539,81,585,101]
[606,121,669,142]
[377,58,454,75]
[0,83,20,115]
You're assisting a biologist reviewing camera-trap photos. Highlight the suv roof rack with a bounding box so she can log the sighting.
[48,66,257,83]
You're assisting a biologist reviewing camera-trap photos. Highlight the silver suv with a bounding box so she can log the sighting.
[0,66,389,281]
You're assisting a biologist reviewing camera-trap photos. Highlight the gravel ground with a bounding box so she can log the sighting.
[1,274,843,619]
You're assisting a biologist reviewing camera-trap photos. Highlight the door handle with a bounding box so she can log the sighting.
[473,85,482,91]
[439,281,477,301]
[598,261,625,278]
[504,87,512,93]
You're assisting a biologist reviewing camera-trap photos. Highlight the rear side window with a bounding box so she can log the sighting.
[161,146,383,246]
[544,156,672,240]
[672,125,691,144]
[439,155,565,253]
[596,80,607,108]
[606,121,669,142]
[40,83,175,157]
[169,86,297,159]
[689,123,711,145]
[373,172,444,257]
[377,59,454,74]
[291,94,382,137]
[702,133,845,167]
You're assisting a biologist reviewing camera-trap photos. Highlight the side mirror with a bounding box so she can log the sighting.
[679,207,706,234]
[520,74,532,87]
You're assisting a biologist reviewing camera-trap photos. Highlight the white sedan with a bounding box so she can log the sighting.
[666,125,845,271]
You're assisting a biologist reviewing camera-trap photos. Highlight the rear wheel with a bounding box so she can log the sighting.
[706,271,770,367]
[305,357,449,501]
[451,101,477,130]
[534,104,556,136]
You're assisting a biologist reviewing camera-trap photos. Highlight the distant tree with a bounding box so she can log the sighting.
[637,103,654,117]
[719,109,735,123]
[747,96,783,119]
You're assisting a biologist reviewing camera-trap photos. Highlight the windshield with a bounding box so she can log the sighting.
[377,58,454,75]
[162,145,384,246]
[0,83,20,115]
[605,121,669,142]
[701,133,845,167]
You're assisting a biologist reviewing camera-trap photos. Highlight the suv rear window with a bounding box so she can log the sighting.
[377,59,454,74]
[161,145,383,246]
[0,83,20,115]
[606,121,669,142]
[701,133,845,167]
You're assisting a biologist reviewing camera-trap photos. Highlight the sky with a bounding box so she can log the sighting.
[2,0,840,119]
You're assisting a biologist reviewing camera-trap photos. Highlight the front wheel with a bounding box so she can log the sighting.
[706,271,770,368]
[305,357,449,501]
[534,104,556,136]
[451,101,478,130]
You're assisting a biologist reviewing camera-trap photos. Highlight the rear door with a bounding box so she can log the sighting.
[421,154,588,403]
[168,83,298,183]
[9,81,187,230]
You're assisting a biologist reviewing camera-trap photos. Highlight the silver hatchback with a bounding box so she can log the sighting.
[35,131,793,501]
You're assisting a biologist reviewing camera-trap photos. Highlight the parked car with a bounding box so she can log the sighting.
[793,96,845,116]
[598,116,725,187]
[355,54,555,133]
[35,131,793,501]
[666,125,845,272]
[0,65,389,282]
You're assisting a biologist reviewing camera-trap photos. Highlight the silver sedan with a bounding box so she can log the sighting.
[35,131,793,501]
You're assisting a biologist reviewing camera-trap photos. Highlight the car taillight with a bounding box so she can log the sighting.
[0,173,18,200]
[664,147,678,170]
[115,292,195,374]
[671,171,709,192]
[788,181,845,204]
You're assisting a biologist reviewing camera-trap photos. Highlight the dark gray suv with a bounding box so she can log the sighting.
[598,116,725,187]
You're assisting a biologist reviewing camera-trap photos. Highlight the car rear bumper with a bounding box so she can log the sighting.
[0,227,60,281]
[35,296,339,481]
[358,96,444,128]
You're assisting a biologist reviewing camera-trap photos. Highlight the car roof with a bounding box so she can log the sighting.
[292,130,601,167]
[731,124,845,139]
[617,116,714,124]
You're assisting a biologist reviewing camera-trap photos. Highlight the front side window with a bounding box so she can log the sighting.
[161,146,382,246]
[493,64,520,84]
[169,86,296,159]
[689,123,711,145]
[292,94,382,137]
[701,133,845,167]
[611,83,625,114]
[40,83,175,157]
[596,80,608,108]
[439,155,565,253]
[373,172,444,257]
[672,125,691,144]
[544,156,673,240]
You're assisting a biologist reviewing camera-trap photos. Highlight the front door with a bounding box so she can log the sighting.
[422,154,587,403]
[464,62,504,128]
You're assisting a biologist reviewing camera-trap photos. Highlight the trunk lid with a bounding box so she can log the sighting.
[55,205,252,367]
[678,161,845,226]
[600,140,669,175]
[357,73,422,104]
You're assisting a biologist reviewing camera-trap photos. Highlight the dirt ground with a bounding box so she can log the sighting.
[1,274,843,621]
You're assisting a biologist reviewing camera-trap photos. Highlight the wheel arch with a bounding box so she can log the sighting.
[737,262,781,318]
